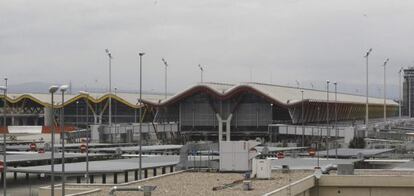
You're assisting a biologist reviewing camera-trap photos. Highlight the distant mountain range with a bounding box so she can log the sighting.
[6,81,167,95]
[7,82,55,94]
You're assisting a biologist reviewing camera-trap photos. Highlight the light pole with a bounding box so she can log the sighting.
[334,82,338,159]
[105,49,113,126]
[76,101,79,128]
[326,80,330,159]
[49,85,59,196]
[138,52,145,180]
[399,67,403,119]
[79,91,90,183]
[198,64,204,83]
[407,77,411,118]
[382,58,389,122]
[59,85,68,196]
[1,84,7,196]
[364,48,372,131]
[301,90,305,147]
[162,58,168,99]
[317,106,320,168]
[114,87,117,124]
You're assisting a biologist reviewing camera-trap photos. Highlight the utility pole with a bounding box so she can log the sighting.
[399,67,403,119]
[105,49,113,126]
[162,58,168,99]
[383,58,389,122]
[334,82,338,159]
[317,106,320,168]
[79,91,90,183]
[301,90,305,147]
[407,77,411,118]
[326,80,330,159]
[49,85,59,196]
[198,64,204,83]
[138,52,145,180]
[60,85,68,196]
[364,48,372,131]
[85,93,90,183]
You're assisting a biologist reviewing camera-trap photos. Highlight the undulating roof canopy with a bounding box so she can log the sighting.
[0,82,398,108]
[142,82,398,107]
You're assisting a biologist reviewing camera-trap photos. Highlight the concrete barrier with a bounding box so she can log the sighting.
[38,186,101,196]
[264,174,414,196]
[263,174,315,196]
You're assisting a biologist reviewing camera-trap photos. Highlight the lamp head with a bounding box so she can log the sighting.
[49,85,59,94]
[383,58,389,66]
[105,49,112,59]
[326,80,330,84]
[139,52,145,56]
[364,48,373,57]
[60,85,69,92]
[162,58,168,66]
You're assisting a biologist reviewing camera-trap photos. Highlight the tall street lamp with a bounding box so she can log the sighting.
[399,67,403,119]
[301,90,305,147]
[138,52,145,179]
[407,77,411,118]
[49,85,59,196]
[326,80,330,159]
[105,49,113,126]
[198,64,204,83]
[76,101,79,128]
[114,87,117,124]
[79,91,90,183]
[317,106,320,168]
[162,58,168,99]
[382,58,389,122]
[59,84,68,196]
[334,82,338,159]
[364,48,372,131]
[0,84,7,196]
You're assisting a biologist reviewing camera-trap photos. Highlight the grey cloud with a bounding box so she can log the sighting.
[0,0,413,99]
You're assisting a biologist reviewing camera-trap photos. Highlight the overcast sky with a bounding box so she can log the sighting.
[1,0,413,98]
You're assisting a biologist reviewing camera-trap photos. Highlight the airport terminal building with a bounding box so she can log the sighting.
[0,82,399,141]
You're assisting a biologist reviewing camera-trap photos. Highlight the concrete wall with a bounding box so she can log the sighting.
[38,187,101,196]
[275,125,355,144]
[312,175,414,196]
[263,175,315,196]
[265,175,414,196]
[316,187,414,196]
